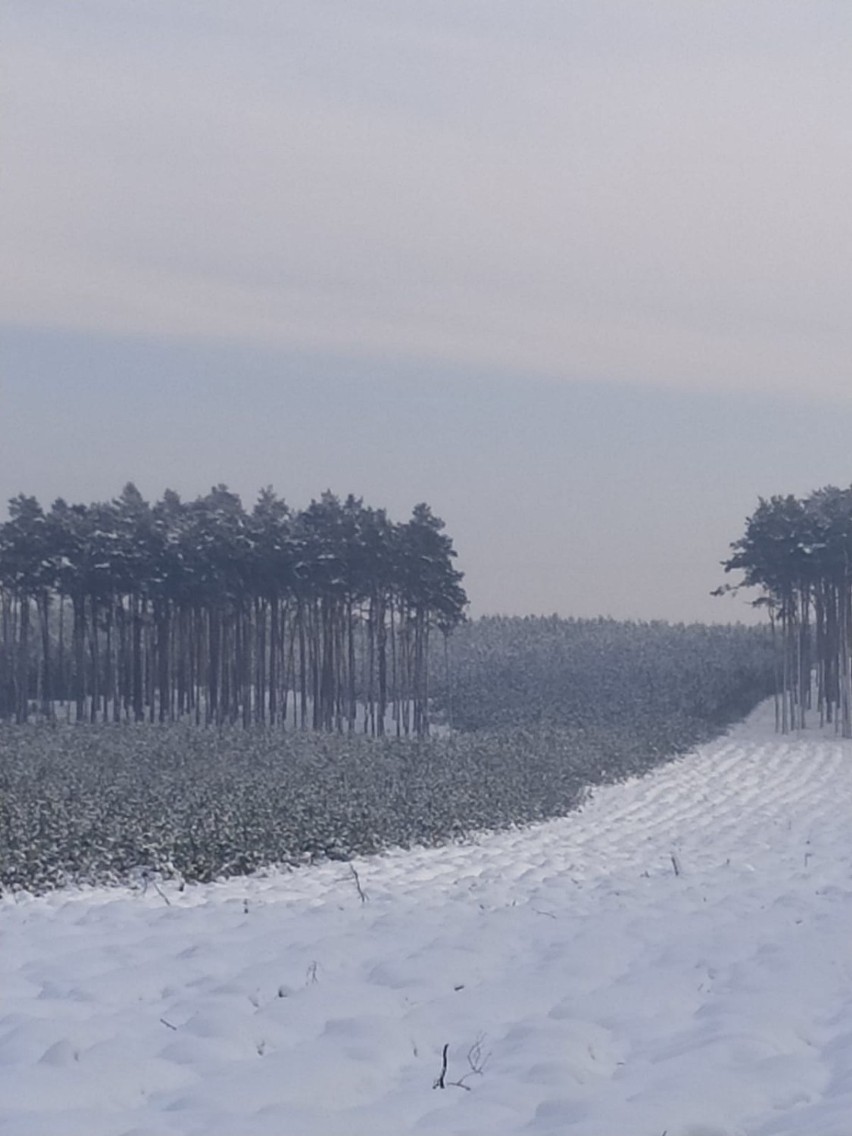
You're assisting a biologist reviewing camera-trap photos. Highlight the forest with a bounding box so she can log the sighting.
[0,479,808,894]
[1,608,775,893]
[719,483,852,737]
[0,485,466,735]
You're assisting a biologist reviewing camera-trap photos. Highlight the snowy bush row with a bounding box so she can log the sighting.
[0,724,585,892]
[2,715,750,895]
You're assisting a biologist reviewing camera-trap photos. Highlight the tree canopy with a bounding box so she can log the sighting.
[0,485,467,733]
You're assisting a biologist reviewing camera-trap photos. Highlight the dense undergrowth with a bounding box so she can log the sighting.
[1,617,776,894]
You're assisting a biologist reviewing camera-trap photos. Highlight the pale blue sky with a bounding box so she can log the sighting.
[3,2,852,621]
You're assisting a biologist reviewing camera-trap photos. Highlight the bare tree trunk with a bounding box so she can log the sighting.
[74,593,86,723]
[39,593,52,720]
[16,594,30,723]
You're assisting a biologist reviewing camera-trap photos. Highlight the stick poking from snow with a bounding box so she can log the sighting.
[433,1043,449,1089]
[433,1036,490,1091]
[349,864,367,903]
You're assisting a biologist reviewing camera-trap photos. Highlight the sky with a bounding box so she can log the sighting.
[3,1,852,623]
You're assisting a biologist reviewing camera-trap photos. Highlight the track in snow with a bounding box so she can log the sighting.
[4,700,852,1136]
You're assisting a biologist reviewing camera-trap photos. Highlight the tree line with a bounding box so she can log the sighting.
[719,484,852,736]
[0,484,467,733]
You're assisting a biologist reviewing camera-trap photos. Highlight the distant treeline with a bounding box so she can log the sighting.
[0,484,467,732]
[720,484,852,736]
[436,614,776,749]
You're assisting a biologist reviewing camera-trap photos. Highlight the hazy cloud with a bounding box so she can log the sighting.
[4,1,852,397]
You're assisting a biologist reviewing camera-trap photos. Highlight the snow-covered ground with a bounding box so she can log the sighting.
[4,700,852,1136]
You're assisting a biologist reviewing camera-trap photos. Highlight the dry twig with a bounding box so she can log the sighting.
[349,863,367,903]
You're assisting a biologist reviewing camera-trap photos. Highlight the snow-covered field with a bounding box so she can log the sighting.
[5,700,852,1136]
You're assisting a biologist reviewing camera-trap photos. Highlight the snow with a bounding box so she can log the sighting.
[4,700,852,1135]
